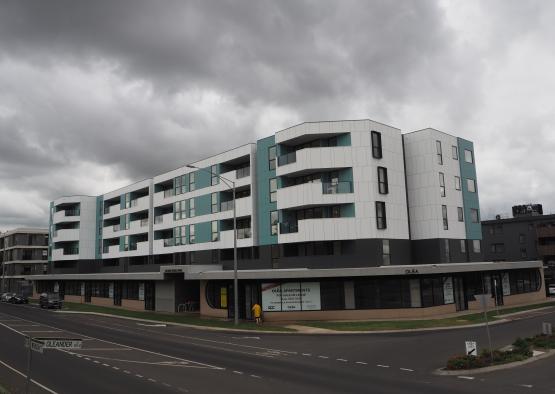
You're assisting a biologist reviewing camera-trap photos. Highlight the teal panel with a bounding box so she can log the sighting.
[119,236,124,252]
[337,132,351,146]
[195,194,212,216]
[457,138,482,240]
[120,194,125,209]
[48,201,53,261]
[340,203,356,217]
[95,196,103,259]
[256,135,277,245]
[195,167,212,190]
[338,168,353,182]
[194,221,212,244]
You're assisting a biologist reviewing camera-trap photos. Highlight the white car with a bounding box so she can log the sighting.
[549,286,555,296]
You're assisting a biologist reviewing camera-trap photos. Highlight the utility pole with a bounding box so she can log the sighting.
[481,273,494,361]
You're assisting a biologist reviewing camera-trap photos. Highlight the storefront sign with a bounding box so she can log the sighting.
[300,282,321,311]
[281,282,302,311]
[138,282,145,301]
[261,283,282,312]
[443,277,454,304]
[502,273,510,296]
[261,282,321,312]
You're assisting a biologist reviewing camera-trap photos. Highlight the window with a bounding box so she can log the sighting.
[491,243,505,253]
[211,193,218,213]
[470,208,479,223]
[464,149,473,163]
[268,146,277,170]
[376,201,386,229]
[378,167,388,194]
[211,165,219,186]
[467,178,476,193]
[206,281,228,309]
[125,193,131,209]
[189,224,195,244]
[458,207,464,222]
[123,235,129,251]
[189,198,195,217]
[371,131,382,159]
[211,221,218,241]
[472,240,481,253]
[519,234,526,244]
[331,205,341,218]
[460,239,466,253]
[520,248,527,258]
[174,226,186,246]
[189,172,196,191]
[270,211,278,235]
[439,172,446,197]
[181,174,187,194]
[436,140,443,165]
[382,239,390,266]
[455,176,461,191]
[174,176,182,196]
[174,200,186,220]
[269,178,277,202]
[421,277,444,307]
[442,205,448,230]
[452,146,458,160]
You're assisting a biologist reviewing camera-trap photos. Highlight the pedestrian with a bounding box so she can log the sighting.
[251,303,262,326]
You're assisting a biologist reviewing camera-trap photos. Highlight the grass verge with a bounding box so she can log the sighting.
[61,302,294,332]
[299,301,555,331]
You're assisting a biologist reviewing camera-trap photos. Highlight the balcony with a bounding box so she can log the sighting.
[278,217,357,243]
[278,151,296,166]
[52,228,80,242]
[235,166,250,179]
[126,195,149,213]
[219,229,253,248]
[277,181,354,210]
[65,209,80,217]
[129,218,149,233]
[279,222,298,234]
[52,247,80,261]
[53,209,80,224]
[153,212,174,230]
[276,146,352,177]
[103,204,121,219]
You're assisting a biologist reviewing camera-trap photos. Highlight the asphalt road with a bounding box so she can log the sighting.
[0,303,553,394]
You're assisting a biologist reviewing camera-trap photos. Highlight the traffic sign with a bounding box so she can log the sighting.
[34,338,83,349]
[465,341,477,356]
[24,338,44,354]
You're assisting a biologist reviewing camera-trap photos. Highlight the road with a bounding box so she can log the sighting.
[0,303,553,393]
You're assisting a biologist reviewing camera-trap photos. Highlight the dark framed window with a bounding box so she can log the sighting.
[378,167,388,194]
[268,146,277,170]
[189,224,195,244]
[464,149,473,163]
[206,281,228,309]
[460,239,466,253]
[455,176,461,190]
[439,172,445,197]
[467,178,476,193]
[189,172,196,191]
[519,234,526,244]
[211,164,219,186]
[382,239,390,266]
[472,240,481,253]
[331,205,341,218]
[452,146,458,160]
[457,207,464,222]
[442,205,448,230]
[470,208,479,223]
[174,176,182,196]
[371,131,382,159]
[270,210,278,235]
[269,178,277,202]
[189,198,195,217]
[211,221,218,242]
[211,193,218,213]
[376,201,386,229]
[436,140,443,165]
[421,277,444,307]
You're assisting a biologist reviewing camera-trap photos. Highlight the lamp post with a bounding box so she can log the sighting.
[186,165,239,326]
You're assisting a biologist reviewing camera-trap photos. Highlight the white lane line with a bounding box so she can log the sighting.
[162,383,172,387]
[318,356,329,359]
[136,374,143,378]
[355,361,368,365]
[0,358,59,394]
[233,371,244,375]
[458,376,475,380]
[148,378,157,383]
[93,360,100,364]
[519,384,533,389]
[250,375,262,379]
[112,366,120,370]
[302,353,312,356]
[20,330,62,333]
[102,363,110,367]
[400,368,414,372]
[84,358,91,361]
[337,358,348,362]
[377,364,390,368]
[123,370,131,374]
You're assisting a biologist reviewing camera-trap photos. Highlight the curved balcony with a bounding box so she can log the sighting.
[278,217,357,243]
[52,228,80,242]
[52,209,81,224]
[276,146,352,177]
[277,182,354,210]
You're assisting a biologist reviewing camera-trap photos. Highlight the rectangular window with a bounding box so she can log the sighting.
[211,164,219,186]
[442,205,448,230]
[189,198,195,217]
[520,248,527,258]
[269,178,277,202]
[519,234,526,244]
[436,140,443,165]
[467,178,476,193]
[189,172,196,191]
[211,221,218,241]
[270,210,278,235]
[378,167,388,194]
[452,146,458,160]
[464,149,474,163]
[458,207,464,222]
[473,239,481,253]
[371,131,382,159]
[211,193,218,213]
[453,176,460,191]
[376,201,386,229]
[439,172,445,197]
[268,146,276,170]
[460,239,466,253]
[174,201,181,220]
[124,235,129,251]
[189,225,195,244]
[174,177,182,196]
[382,239,390,266]
[125,193,131,209]
[470,208,479,223]
[331,205,341,218]
[491,243,505,253]
[181,174,187,194]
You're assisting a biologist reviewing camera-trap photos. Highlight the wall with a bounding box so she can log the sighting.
[457,137,482,240]
[256,135,278,246]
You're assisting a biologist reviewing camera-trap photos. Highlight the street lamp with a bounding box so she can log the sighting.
[186,165,239,326]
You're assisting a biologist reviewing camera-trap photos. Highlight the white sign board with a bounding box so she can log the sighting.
[109,283,114,299]
[261,283,282,312]
[300,282,321,311]
[281,282,302,311]
[261,282,322,312]
[80,282,85,296]
[443,277,454,304]
[138,283,145,301]
[24,338,44,354]
[502,273,511,296]
[465,341,478,356]
[38,338,83,350]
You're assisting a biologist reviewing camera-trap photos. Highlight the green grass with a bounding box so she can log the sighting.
[299,301,555,331]
[0,383,9,394]
[61,302,294,332]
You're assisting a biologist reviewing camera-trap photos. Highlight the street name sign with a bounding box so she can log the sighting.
[465,341,477,356]
[34,338,83,350]
[24,338,44,354]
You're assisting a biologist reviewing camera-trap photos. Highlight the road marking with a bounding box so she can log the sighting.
[148,378,157,382]
[232,336,260,340]
[77,348,133,351]
[163,383,172,387]
[355,361,367,365]
[137,323,167,327]
[302,353,312,356]
[458,376,475,380]
[20,330,62,333]
[400,368,414,372]
[84,358,91,361]
[318,356,329,359]
[377,364,390,368]
[250,375,262,379]
[519,384,533,389]
[233,371,244,375]
[0,358,59,394]
[136,374,143,378]
[102,363,110,367]
[93,360,100,364]
[337,358,348,362]
[123,370,131,374]
[112,366,120,370]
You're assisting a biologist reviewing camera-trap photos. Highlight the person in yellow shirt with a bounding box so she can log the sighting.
[251,303,262,326]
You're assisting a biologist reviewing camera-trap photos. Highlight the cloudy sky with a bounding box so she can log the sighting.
[0,0,554,231]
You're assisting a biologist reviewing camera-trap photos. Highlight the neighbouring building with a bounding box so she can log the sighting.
[482,204,555,287]
[27,119,545,320]
[1,228,49,294]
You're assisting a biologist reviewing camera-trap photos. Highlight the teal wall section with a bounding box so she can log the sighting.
[337,132,351,146]
[457,138,482,240]
[195,194,212,216]
[48,201,53,262]
[195,167,212,190]
[95,196,103,259]
[194,221,213,244]
[256,135,278,245]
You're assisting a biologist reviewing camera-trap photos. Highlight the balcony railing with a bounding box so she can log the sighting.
[280,222,298,234]
[102,245,110,253]
[113,224,120,232]
[220,200,234,212]
[154,215,164,224]
[63,247,79,255]
[164,189,175,198]
[130,199,139,207]
[322,181,353,194]
[163,238,175,247]
[277,151,296,166]
[65,209,80,217]
[236,166,250,179]
[236,228,252,239]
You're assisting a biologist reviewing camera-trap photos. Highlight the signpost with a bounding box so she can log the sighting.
[465,341,478,356]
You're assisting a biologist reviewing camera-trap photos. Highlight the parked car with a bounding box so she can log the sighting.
[548,285,555,297]
[9,294,29,304]
[39,293,63,309]
[0,293,10,302]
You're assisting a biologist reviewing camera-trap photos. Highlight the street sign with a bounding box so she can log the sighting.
[34,338,83,350]
[24,338,44,354]
[465,341,478,356]
[542,322,553,336]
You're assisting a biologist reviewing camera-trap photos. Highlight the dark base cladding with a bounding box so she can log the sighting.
[411,238,483,265]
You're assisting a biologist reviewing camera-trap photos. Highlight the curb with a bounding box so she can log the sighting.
[434,349,555,376]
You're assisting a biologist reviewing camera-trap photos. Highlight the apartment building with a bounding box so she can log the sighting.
[1,228,48,294]
[29,119,545,320]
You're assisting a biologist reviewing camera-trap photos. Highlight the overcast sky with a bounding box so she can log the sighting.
[0,0,554,231]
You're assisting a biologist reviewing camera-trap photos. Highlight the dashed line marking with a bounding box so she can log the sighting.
[233,371,244,375]
[337,358,348,362]
[102,363,110,367]
[519,384,533,389]
[250,375,262,379]
[318,355,329,359]
[84,358,90,361]
[136,374,143,378]
[458,376,475,380]
[93,360,100,364]
[112,367,120,371]
[148,378,157,383]
[377,364,390,368]
[400,368,414,372]
[302,353,311,356]
[123,370,131,374]
[162,383,172,387]
[355,361,367,365]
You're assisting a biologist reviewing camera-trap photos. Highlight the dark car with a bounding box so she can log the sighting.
[9,294,29,304]
[39,293,63,309]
